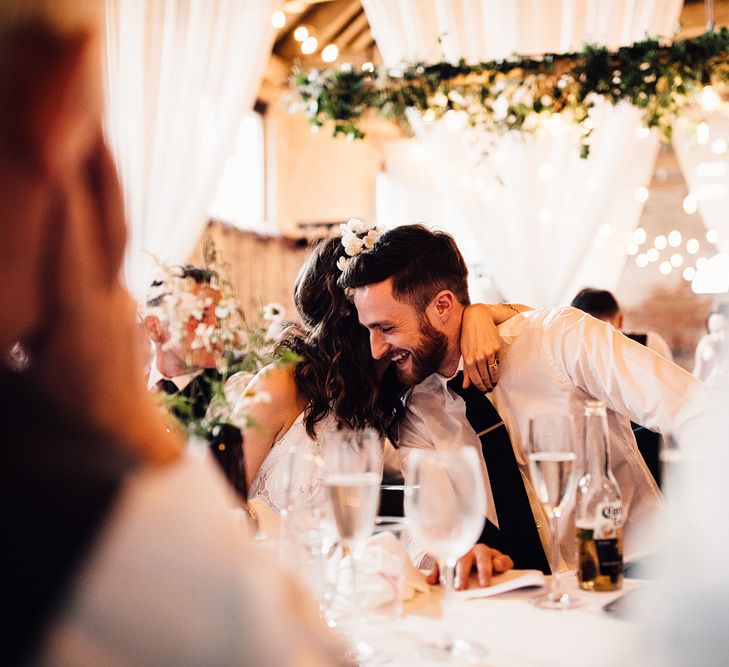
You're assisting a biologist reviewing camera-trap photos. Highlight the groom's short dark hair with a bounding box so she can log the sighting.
[340,224,470,309]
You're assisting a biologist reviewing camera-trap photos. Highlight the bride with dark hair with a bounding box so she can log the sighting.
[237,229,526,512]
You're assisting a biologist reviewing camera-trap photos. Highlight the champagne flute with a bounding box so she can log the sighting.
[404,447,487,661]
[285,444,336,605]
[322,429,382,662]
[527,414,583,610]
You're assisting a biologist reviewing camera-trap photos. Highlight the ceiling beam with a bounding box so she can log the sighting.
[334,10,369,48]
[350,27,374,53]
[314,0,362,46]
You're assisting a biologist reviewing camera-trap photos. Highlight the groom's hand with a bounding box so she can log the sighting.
[426,544,514,589]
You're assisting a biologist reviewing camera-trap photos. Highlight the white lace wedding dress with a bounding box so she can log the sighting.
[248,412,341,513]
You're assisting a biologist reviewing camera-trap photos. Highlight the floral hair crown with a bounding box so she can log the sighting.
[336,218,383,272]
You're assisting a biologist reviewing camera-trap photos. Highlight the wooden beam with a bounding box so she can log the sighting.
[334,11,369,49]
[350,27,374,53]
[314,0,361,46]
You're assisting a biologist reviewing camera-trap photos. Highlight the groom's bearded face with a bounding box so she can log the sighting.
[398,314,449,386]
[353,278,449,387]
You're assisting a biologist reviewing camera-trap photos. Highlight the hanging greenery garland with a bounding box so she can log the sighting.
[291,28,729,158]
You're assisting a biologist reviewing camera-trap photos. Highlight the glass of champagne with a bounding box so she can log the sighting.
[527,414,583,610]
[322,429,383,662]
[284,444,336,605]
[404,447,487,661]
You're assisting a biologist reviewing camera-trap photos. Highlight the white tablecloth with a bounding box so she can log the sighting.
[361,574,646,666]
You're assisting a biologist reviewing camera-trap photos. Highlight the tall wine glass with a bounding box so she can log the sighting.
[285,444,335,605]
[404,447,487,661]
[527,414,583,610]
[322,429,383,662]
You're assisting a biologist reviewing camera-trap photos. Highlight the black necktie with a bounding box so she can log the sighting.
[447,372,550,573]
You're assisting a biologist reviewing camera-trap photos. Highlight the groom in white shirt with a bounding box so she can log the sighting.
[341,224,707,589]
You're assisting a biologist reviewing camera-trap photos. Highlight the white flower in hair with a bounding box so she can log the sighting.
[337,218,384,271]
[343,234,364,257]
[363,229,379,249]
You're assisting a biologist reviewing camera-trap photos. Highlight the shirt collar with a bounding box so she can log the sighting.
[147,363,200,392]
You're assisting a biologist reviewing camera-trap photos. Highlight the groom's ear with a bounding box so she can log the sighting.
[430,290,457,323]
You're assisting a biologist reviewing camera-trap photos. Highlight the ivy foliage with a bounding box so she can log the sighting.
[291,29,729,158]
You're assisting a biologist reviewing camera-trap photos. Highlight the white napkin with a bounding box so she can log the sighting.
[336,531,429,609]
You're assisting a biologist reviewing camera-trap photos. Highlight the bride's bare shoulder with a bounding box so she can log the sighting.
[245,362,304,410]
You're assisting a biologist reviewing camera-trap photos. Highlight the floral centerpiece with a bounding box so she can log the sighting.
[145,238,298,496]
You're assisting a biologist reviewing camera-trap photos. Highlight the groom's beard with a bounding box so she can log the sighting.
[397,316,449,387]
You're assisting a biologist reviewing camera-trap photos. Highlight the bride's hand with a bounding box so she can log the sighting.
[460,304,502,392]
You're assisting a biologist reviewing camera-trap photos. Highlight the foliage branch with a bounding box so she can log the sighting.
[291,28,729,157]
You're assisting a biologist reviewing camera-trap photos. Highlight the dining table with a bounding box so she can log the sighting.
[360,573,647,666]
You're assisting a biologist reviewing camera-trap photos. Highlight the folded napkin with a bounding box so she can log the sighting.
[335,531,429,610]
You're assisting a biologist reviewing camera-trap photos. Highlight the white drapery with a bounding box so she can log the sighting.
[673,113,729,254]
[364,0,681,64]
[673,112,729,293]
[364,0,682,306]
[103,0,278,297]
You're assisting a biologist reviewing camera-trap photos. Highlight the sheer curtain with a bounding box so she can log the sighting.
[364,0,682,306]
[673,113,729,255]
[104,0,278,297]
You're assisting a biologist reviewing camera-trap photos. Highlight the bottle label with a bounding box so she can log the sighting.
[594,501,623,539]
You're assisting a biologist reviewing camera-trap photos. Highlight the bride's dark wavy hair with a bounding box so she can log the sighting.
[277,237,405,441]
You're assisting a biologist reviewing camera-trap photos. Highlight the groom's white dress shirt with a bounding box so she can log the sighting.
[399,307,709,569]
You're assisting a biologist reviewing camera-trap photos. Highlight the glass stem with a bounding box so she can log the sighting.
[439,559,456,649]
[550,511,561,600]
[347,545,362,652]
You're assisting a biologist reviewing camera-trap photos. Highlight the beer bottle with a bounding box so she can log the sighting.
[576,400,624,591]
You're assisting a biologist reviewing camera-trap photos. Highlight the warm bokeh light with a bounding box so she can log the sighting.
[293,25,309,42]
[301,36,318,54]
[271,11,286,29]
[321,43,339,62]
[683,194,698,215]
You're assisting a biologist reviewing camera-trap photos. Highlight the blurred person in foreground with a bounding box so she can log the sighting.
[625,322,729,666]
[0,2,343,665]
[570,287,674,487]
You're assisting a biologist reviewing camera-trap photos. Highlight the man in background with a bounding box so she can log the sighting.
[144,264,227,424]
[570,288,673,361]
[571,287,673,486]
[0,3,341,664]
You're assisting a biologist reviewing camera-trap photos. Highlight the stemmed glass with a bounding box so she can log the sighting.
[322,429,383,662]
[404,447,487,661]
[527,414,584,610]
[284,444,336,605]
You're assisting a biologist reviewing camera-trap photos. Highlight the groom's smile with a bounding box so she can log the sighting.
[352,278,450,386]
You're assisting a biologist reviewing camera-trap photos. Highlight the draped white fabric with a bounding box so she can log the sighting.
[103,0,278,297]
[673,113,729,255]
[363,0,682,65]
[364,0,682,306]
